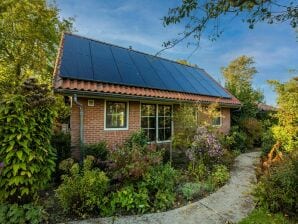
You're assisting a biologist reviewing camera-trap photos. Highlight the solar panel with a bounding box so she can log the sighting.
[59,34,232,99]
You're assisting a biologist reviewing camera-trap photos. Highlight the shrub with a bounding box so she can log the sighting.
[253,153,298,217]
[211,165,230,187]
[186,127,224,166]
[241,117,263,147]
[0,203,46,224]
[179,182,203,200]
[84,141,108,160]
[225,125,248,152]
[0,79,56,203]
[108,132,163,181]
[140,163,179,211]
[187,162,207,181]
[261,129,275,155]
[125,130,148,149]
[56,156,109,216]
[110,185,150,214]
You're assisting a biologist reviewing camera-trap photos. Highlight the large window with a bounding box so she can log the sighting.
[141,104,172,142]
[105,101,128,129]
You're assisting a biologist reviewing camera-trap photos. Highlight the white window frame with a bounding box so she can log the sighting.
[212,108,222,127]
[140,102,173,143]
[104,100,129,131]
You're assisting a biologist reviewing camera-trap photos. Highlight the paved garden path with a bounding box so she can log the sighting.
[69,151,261,224]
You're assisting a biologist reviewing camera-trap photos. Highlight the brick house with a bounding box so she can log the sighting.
[53,33,241,151]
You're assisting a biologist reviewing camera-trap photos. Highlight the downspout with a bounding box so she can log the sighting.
[73,94,84,162]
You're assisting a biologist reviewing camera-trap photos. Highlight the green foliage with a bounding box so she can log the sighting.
[224,125,248,152]
[187,162,207,181]
[239,208,291,224]
[253,153,298,217]
[261,129,275,155]
[51,131,71,162]
[84,141,108,160]
[55,156,109,216]
[211,165,230,187]
[0,79,56,203]
[179,182,203,200]
[268,77,298,152]
[173,103,197,149]
[140,163,179,211]
[0,0,73,92]
[110,185,150,214]
[0,203,46,224]
[241,117,263,147]
[125,130,148,148]
[108,131,163,181]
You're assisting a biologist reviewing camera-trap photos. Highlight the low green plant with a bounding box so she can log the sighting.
[211,165,230,187]
[238,208,290,224]
[125,130,148,148]
[0,203,46,224]
[187,162,207,181]
[225,125,248,152]
[253,153,298,217]
[140,163,179,211]
[56,156,109,216]
[261,129,275,155]
[84,141,108,160]
[110,185,150,214]
[179,182,203,200]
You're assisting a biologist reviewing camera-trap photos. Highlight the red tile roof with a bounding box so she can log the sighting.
[54,77,241,106]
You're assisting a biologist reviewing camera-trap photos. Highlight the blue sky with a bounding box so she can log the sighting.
[56,0,298,106]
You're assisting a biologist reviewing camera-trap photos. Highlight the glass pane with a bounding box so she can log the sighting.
[158,117,165,128]
[164,106,171,116]
[164,117,171,128]
[141,117,147,128]
[149,117,156,128]
[165,128,171,140]
[158,105,164,116]
[212,117,221,126]
[141,104,156,117]
[158,128,165,141]
[106,102,127,128]
[149,129,156,141]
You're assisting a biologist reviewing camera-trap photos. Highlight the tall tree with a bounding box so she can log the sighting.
[0,0,73,92]
[268,77,298,152]
[221,55,264,120]
[162,0,298,50]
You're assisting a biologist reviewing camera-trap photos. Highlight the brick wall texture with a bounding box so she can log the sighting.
[70,98,231,149]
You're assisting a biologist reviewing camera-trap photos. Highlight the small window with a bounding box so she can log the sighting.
[212,109,222,126]
[105,101,128,129]
[141,104,156,141]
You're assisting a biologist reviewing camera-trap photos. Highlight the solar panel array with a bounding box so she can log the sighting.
[59,34,231,98]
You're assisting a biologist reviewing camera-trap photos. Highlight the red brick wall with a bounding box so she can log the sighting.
[70,98,141,149]
[70,98,231,151]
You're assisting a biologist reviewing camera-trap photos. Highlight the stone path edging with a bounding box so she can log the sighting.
[68,151,261,224]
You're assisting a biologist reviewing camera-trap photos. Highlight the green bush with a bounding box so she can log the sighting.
[253,153,298,217]
[179,182,203,200]
[140,163,179,211]
[0,79,56,203]
[84,141,108,160]
[211,165,230,187]
[125,130,148,148]
[261,129,275,155]
[238,208,290,224]
[0,203,46,224]
[225,126,248,152]
[108,132,163,181]
[56,156,109,216]
[187,162,207,181]
[110,185,150,214]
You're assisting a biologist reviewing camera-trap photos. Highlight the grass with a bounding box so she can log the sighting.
[238,208,291,224]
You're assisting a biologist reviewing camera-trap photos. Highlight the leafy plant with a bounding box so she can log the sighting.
[125,130,148,149]
[253,153,298,217]
[0,79,56,203]
[140,163,179,211]
[0,203,46,224]
[224,125,248,152]
[84,141,108,160]
[187,161,207,181]
[110,185,150,214]
[179,182,203,200]
[261,129,275,155]
[211,165,230,187]
[55,156,109,216]
[108,132,163,181]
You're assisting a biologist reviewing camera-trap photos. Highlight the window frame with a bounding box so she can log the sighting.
[212,108,222,127]
[140,103,173,143]
[104,100,129,131]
